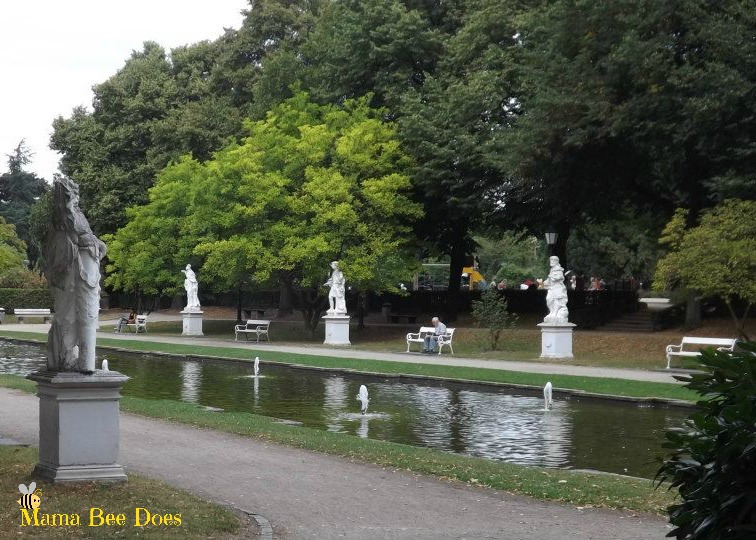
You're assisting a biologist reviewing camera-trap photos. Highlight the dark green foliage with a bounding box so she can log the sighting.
[0,289,53,312]
[471,288,518,350]
[0,141,49,265]
[656,342,756,539]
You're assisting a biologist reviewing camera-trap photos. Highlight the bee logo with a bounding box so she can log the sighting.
[17,482,41,510]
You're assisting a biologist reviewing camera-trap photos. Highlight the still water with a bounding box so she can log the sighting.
[0,340,687,478]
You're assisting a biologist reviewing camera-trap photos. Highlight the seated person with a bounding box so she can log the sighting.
[115,309,137,333]
[422,316,447,353]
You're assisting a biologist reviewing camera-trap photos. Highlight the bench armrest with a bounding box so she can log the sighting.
[406,332,421,340]
[235,324,247,331]
[666,343,682,354]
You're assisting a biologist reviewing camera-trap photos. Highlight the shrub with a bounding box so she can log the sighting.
[656,341,756,539]
[471,288,518,350]
[0,288,53,313]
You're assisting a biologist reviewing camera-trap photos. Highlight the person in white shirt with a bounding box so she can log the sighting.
[423,316,447,353]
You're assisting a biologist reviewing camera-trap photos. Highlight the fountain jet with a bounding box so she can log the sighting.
[544,382,553,410]
[254,356,260,377]
[357,384,369,415]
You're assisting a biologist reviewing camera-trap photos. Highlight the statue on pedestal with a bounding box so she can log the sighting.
[325,261,347,315]
[45,177,106,373]
[181,264,201,312]
[543,256,569,324]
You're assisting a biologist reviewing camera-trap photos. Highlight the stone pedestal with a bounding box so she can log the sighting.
[27,370,129,483]
[181,310,204,336]
[323,314,351,346]
[538,322,576,359]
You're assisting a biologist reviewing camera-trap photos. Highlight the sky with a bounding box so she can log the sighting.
[0,0,248,181]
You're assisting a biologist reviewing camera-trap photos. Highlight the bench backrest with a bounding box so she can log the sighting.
[135,315,147,325]
[417,326,435,334]
[445,328,456,338]
[246,319,270,328]
[680,337,736,348]
[14,308,51,315]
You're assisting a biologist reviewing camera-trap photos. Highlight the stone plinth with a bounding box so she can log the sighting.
[323,314,351,346]
[181,310,204,336]
[27,370,129,483]
[538,322,576,359]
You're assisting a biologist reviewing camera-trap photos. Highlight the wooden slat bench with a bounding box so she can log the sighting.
[665,336,738,369]
[235,319,271,342]
[406,326,456,354]
[14,308,52,323]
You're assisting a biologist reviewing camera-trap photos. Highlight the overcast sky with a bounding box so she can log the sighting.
[0,0,247,180]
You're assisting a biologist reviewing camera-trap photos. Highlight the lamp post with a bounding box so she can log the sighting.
[544,231,558,258]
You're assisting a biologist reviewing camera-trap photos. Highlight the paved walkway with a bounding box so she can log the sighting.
[0,321,682,384]
[0,388,669,539]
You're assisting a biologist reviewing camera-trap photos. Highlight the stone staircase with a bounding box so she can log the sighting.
[600,309,655,332]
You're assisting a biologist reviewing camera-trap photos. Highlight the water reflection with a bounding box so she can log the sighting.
[0,340,686,478]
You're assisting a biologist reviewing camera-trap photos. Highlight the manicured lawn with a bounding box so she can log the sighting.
[0,445,243,538]
[0,330,698,401]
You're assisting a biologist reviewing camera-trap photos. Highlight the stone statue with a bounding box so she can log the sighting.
[181,264,201,311]
[45,177,107,373]
[325,261,347,315]
[543,256,569,324]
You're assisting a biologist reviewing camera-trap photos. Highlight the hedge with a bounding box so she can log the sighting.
[0,289,54,313]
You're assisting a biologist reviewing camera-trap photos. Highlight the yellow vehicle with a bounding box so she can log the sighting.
[416,264,486,291]
[461,267,487,291]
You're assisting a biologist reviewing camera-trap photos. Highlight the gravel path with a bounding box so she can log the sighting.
[0,388,669,539]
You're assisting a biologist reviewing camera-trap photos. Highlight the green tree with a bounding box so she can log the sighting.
[471,288,518,350]
[474,232,546,286]
[0,141,49,265]
[653,200,756,339]
[0,216,28,283]
[107,92,422,335]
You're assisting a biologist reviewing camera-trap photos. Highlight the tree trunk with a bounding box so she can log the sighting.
[277,276,293,316]
[236,284,243,324]
[684,294,701,330]
[357,291,367,329]
[555,222,570,270]
[446,243,466,322]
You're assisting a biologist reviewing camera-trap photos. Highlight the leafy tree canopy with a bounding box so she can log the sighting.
[0,141,49,266]
[107,92,422,333]
[0,216,27,280]
[653,199,756,338]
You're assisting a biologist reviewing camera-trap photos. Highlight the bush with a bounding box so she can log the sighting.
[0,288,53,313]
[656,341,756,539]
[471,288,518,350]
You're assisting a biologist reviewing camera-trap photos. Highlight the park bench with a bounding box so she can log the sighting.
[387,312,421,324]
[406,326,456,355]
[123,314,148,334]
[235,319,271,342]
[14,308,52,323]
[665,336,738,369]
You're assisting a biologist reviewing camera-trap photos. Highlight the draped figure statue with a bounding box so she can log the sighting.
[45,177,106,372]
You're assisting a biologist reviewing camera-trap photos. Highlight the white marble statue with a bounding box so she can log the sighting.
[325,261,347,315]
[181,264,201,311]
[543,256,569,324]
[45,177,107,373]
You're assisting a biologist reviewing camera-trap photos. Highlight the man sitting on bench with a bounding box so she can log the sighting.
[423,316,447,353]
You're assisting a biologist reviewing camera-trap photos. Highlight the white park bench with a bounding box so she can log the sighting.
[406,326,456,355]
[124,315,148,334]
[14,308,52,323]
[235,319,271,342]
[665,336,738,369]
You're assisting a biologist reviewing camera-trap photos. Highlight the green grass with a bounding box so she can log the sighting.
[0,329,697,402]
[0,375,677,515]
[0,446,242,538]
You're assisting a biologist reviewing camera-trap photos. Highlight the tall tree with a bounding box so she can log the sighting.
[107,92,422,335]
[0,141,49,266]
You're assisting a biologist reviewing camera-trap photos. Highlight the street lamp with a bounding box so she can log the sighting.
[544,231,558,257]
